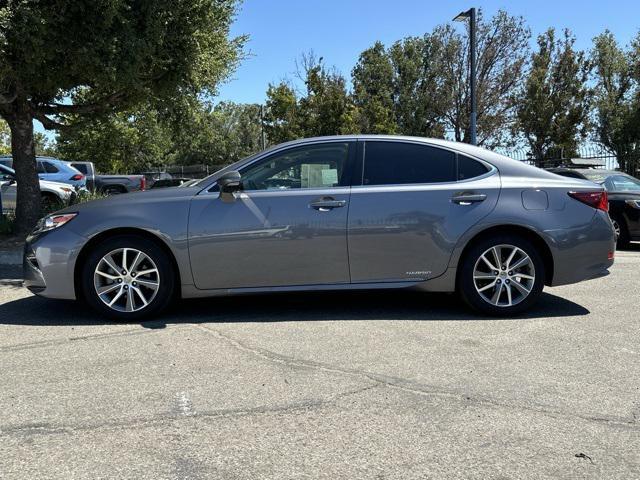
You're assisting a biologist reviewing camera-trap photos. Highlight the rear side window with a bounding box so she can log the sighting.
[363,142,456,185]
[458,155,489,180]
[72,163,88,174]
[43,161,59,173]
[36,162,45,174]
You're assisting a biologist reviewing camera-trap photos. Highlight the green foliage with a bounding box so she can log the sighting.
[57,99,264,172]
[591,30,640,171]
[0,211,15,235]
[0,0,244,232]
[515,29,591,161]
[0,119,9,154]
[264,55,358,144]
[352,42,396,134]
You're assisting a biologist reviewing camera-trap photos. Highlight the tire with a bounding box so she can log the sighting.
[103,186,125,195]
[41,193,61,213]
[458,234,545,316]
[81,235,175,320]
[611,216,630,249]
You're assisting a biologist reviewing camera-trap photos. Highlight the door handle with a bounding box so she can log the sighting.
[309,198,347,211]
[451,193,487,205]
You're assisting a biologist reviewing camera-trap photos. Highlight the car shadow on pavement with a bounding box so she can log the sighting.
[0,289,589,328]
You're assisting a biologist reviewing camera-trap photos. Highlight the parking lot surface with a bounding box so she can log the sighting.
[1,247,639,479]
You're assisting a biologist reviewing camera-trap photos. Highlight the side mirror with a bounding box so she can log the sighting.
[217,170,242,203]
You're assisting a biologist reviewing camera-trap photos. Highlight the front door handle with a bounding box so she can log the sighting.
[451,193,487,205]
[309,198,347,211]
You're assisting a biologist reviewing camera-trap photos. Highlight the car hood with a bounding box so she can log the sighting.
[59,186,202,213]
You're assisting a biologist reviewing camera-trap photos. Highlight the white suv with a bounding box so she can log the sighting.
[0,163,78,213]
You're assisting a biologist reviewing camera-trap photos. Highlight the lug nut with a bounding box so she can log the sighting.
[501,266,506,270]
[132,281,137,286]
[131,272,136,278]
[508,271,513,276]
[124,285,129,290]
[122,270,127,275]
[494,271,499,275]
[505,279,510,284]
[496,279,502,284]
[117,278,122,283]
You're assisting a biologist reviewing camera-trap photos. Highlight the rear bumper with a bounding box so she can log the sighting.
[546,210,616,287]
[23,227,87,299]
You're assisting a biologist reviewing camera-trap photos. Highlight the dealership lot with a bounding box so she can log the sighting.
[1,247,639,479]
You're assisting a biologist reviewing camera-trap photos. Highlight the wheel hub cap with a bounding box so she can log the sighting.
[473,244,536,308]
[93,247,160,313]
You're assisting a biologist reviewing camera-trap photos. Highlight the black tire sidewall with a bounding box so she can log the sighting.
[458,234,545,316]
[81,235,175,320]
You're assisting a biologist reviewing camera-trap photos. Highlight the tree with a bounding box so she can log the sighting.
[56,105,173,173]
[591,30,640,173]
[352,41,396,134]
[297,55,359,137]
[438,10,530,147]
[263,82,303,145]
[0,119,9,155]
[515,29,591,161]
[0,0,244,232]
[388,35,449,137]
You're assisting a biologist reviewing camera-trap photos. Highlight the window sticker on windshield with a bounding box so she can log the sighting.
[321,168,338,186]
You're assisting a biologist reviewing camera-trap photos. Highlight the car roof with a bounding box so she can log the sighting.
[223,135,562,180]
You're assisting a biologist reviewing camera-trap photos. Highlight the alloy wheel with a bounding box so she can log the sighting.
[93,247,160,313]
[612,219,621,239]
[472,244,536,308]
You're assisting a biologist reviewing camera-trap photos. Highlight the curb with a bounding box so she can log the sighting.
[0,249,22,266]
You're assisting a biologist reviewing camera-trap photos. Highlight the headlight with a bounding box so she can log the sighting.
[625,200,640,209]
[60,187,74,193]
[33,213,78,234]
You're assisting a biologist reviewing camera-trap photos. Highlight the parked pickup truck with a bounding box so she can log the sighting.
[69,161,146,194]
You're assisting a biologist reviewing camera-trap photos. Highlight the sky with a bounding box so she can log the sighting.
[34,0,640,137]
[215,0,640,104]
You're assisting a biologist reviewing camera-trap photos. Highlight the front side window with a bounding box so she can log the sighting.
[240,143,350,191]
[363,142,456,186]
[36,162,45,174]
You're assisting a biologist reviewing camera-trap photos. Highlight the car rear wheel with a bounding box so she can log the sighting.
[81,235,175,320]
[610,216,630,249]
[458,234,545,316]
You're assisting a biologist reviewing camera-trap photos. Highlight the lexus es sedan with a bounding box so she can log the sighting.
[549,168,640,248]
[23,136,616,320]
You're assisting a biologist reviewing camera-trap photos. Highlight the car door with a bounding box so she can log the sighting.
[188,141,355,290]
[347,140,500,283]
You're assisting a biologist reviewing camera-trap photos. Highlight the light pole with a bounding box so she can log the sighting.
[453,8,477,146]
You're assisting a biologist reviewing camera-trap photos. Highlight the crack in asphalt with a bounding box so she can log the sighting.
[196,325,640,430]
[0,325,183,353]
[0,384,380,438]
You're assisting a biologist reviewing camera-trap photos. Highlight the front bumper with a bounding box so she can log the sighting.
[23,227,87,299]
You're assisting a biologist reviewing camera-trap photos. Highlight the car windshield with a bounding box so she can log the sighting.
[0,163,16,176]
[603,174,640,192]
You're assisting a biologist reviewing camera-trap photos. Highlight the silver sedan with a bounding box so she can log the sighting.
[23,136,616,319]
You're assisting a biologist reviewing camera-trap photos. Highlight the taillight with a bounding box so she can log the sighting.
[70,174,84,181]
[140,176,146,191]
[568,191,608,212]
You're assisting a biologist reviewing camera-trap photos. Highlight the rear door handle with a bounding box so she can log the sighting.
[309,198,347,211]
[451,193,487,205]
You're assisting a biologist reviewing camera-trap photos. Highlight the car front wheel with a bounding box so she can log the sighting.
[81,235,175,320]
[458,235,545,316]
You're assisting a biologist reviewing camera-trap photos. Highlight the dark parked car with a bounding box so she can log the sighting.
[549,168,640,248]
[150,178,191,189]
[24,136,615,320]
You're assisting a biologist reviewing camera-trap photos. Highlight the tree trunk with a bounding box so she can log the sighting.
[7,99,41,234]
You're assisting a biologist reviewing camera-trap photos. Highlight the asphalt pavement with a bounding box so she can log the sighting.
[1,246,639,479]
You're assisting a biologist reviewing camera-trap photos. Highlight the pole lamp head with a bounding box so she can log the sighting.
[452,9,472,22]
